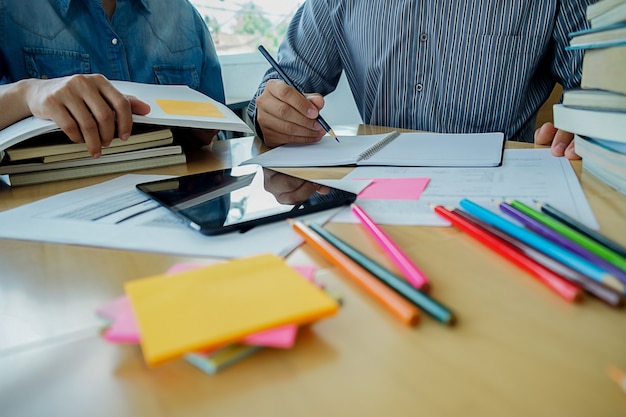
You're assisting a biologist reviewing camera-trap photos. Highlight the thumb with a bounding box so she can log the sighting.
[127,95,151,115]
[305,93,325,112]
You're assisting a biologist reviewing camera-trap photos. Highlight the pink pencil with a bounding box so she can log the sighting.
[351,203,430,291]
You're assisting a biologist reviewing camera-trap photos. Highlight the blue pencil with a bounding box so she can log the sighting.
[499,202,626,286]
[459,199,626,295]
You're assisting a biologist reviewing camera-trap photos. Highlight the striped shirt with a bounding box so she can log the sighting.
[248,0,593,142]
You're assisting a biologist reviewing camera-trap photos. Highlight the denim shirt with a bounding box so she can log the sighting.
[0,0,225,103]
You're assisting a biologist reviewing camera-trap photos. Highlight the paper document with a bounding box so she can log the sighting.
[332,149,598,228]
[0,174,366,258]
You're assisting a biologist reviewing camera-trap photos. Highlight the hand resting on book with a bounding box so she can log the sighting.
[1,74,151,159]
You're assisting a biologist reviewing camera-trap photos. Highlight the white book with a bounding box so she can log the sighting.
[243,131,505,168]
[574,135,626,195]
[586,0,626,20]
[590,2,626,28]
[0,81,252,155]
[553,104,626,143]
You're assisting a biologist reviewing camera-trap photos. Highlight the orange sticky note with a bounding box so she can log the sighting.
[155,99,225,118]
[125,254,339,366]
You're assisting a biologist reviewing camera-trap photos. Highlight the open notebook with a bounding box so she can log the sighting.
[243,131,506,168]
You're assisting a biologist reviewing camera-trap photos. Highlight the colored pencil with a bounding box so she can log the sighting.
[459,199,626,295]
[499,202,626,286]
[258,45,338,142]
[351,203,430,291]
[535,200,626,259]
[432,205,582,303]
[308,223,455,325]
[452,209,623,307]
[289,219,420,326]
[509,199,626,272]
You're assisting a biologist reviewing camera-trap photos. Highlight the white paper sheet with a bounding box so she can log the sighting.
[332,149,599,228]
[0,174,366,258]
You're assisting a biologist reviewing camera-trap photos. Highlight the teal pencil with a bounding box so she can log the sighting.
[307,223,455,325]
[509,199,626,272]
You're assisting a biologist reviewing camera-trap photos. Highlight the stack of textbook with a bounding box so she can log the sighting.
[0,128,184,186]
[552,0,626,195]
[0,80,253,186]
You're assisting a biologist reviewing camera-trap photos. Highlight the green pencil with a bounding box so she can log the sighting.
[307,223,455,325]
[509,200,626,272]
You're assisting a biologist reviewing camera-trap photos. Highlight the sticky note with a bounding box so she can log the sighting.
[125,254,339,366]
[355,178,430,200]
[155,99,225,118]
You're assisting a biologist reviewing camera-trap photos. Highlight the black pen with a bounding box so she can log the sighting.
[258,45,339,142]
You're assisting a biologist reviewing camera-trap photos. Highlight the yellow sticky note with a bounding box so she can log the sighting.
[125,254,339,366]
[155,99,225,118]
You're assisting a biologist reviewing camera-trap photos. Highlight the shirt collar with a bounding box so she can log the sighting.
[54,0,151,19]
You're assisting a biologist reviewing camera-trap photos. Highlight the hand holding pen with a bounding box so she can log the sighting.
[256,45,339,148]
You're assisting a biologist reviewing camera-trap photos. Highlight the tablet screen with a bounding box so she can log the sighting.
[136,164,357,235]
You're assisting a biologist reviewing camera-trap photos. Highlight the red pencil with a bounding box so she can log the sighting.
[432,205,582,303]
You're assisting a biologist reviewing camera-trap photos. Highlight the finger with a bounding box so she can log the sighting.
[258,89,323,132]
[63,98,104,157]
[60,76,116,155]
[564,140,581,160]
[95,81,134,141]
[259,124,325,148]
[550,129,575,157]
[267,79,321,119]
[534,122,558,145]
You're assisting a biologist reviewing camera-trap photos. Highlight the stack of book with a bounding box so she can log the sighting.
[552,0,626,195]
[0,128,185,186]
[0,80,253,186]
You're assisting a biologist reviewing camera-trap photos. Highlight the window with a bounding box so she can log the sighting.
[190,0,304,55]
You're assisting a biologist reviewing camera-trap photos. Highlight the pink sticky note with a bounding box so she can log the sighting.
[103,297,141,344]
[96,295,128,321]
[354,178,430,200]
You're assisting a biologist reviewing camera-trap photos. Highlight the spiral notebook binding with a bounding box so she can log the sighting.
[356,130,400,161]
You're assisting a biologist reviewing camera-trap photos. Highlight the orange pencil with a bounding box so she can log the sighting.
[289,219,420,326]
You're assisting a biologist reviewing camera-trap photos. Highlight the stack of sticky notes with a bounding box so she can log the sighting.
[97,254,340,371]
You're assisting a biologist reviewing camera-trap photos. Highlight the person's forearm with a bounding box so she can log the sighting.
[0,79,33,130]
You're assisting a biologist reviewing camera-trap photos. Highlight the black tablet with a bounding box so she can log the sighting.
[136,164,357,235]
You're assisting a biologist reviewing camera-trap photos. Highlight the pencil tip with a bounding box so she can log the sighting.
[328,129,339,142]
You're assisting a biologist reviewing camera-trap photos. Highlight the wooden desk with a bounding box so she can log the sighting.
[1,125,625,417]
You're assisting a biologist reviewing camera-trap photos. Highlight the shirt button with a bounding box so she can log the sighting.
[416,83,424,92]
[419,33,428,42]
[40,74,48,79]
[112,38,119,45]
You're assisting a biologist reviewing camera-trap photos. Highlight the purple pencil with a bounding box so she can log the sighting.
[499,202,626,286]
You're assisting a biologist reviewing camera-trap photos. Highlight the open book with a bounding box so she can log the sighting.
[0,80,252,155]
[243,131,505,168]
